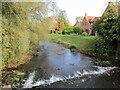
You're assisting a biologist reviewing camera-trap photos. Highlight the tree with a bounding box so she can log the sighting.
[58,10,69,26]
[92,2,119,59]
[76,16,83,23]
[2,2,57,68]
[56,10,70,33]
[116,1,120,59]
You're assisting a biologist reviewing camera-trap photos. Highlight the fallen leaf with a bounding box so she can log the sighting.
[65,63,77,66]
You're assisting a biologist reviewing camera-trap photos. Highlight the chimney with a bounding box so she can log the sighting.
[108,0,112,6]
[108,0,112,4]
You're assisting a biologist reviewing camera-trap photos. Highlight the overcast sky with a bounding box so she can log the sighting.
[56,0,119,25]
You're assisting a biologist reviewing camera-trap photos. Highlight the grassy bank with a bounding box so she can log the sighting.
[49,34,96,55]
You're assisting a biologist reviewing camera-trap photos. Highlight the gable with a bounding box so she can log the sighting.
[80,15,100,30]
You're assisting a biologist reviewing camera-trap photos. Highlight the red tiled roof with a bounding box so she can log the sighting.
[85,16,95,22]
[85,16,100,23]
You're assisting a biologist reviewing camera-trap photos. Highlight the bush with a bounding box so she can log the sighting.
[64,27,74,30]
[62,30,71,35]
[82,32,88,36]
[62,30,65,34]
[73,27,83,34]
[69,44,77,52]
[69,44,77,49]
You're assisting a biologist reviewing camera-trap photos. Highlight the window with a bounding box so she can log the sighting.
[91,22,93,25]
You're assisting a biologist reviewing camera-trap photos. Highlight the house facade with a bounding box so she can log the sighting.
[80,13,100,35]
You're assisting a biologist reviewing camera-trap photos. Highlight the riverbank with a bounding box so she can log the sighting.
[2,42,120,88]
[49,34,96,56]
[49,34,120,67]
[2,46,40,88]
[9,42,120,88]
[2,46,40,70]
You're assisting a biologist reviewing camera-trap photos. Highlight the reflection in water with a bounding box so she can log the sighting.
[22,42,117,88]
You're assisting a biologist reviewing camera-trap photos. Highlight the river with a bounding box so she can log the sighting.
[17,42,120,88]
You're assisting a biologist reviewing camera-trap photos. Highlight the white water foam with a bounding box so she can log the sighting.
[23,66,117,88]
[32,75,64,87]
[23,71,35,88]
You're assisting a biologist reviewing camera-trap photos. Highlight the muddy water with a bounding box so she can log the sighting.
[18,42,120,88]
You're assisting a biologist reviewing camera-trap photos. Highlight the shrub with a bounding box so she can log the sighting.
[62,30,71,35]
[69,44,77,52]
[62,30,65,34]
[73,27,83,34]
[69,44,77,49]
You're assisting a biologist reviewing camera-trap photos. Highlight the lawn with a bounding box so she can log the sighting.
[49,34,96,53]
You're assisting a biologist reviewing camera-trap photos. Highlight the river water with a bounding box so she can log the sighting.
[18,42,120,88]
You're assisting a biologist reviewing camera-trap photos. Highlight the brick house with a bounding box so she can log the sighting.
[80,13,100,35]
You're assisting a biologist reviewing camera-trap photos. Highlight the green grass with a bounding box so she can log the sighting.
[49,34,96,53]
